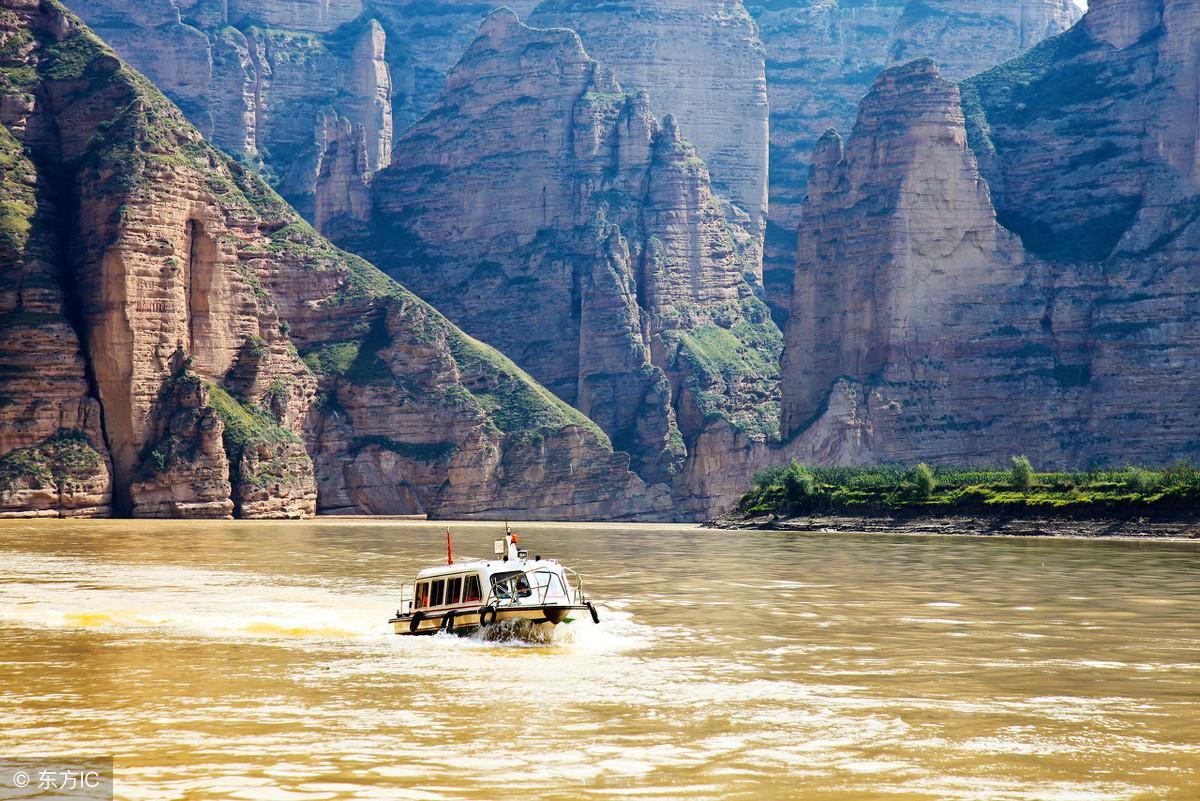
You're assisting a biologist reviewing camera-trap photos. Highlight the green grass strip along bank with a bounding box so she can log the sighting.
[738,458,1200,518]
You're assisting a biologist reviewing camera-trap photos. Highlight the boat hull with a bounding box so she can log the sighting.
[389,604,589,636]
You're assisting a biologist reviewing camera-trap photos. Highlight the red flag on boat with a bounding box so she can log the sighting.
[446,528,453,565]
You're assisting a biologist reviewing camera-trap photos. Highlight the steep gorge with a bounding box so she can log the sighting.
[336,10,782,515]
[0,0,668,520]
[64,0,540,230]
[743,0,1081,317]
[526,0,770,276]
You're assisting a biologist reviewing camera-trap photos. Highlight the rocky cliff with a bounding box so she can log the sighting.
[779,0,1200,470]
[0,118,111,516]
[0,0,668,520]
[743,0,1081,318]
[526,0,769,271]
[60,0,1083,319]
[65,0,394,229]
[62,0,541,232]
[337,10,782,514]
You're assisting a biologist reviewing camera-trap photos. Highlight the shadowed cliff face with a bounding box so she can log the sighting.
[743,0,1081,322]
[526,0,769,276]
[0,115,111,517]
[0,0,670,521]
[779,0,1200,470]
[334,10,782,514]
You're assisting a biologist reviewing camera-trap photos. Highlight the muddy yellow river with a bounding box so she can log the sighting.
[1,520,1197,800]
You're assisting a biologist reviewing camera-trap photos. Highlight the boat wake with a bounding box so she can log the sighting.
[472,618,567,645]
[0,552,389,641]
[420,604,647,652]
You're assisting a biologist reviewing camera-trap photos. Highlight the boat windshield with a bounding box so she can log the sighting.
[528,570,568,601]
[490,571,532,600]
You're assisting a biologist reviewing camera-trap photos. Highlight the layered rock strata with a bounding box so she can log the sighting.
[65,0,393,227]
[63,0,542,230]
[0,0,668,520]
[527,0,769,270]
[743,0,1080,317]
[340,10,782,513]
[0,15,112,516]
[780,60,1040,464]
[780,0,1200,469]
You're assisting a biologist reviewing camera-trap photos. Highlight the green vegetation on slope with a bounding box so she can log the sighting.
[0,429,106,492]
[737,459,1200,518]
[205,380,303,485]
[659,296,783,438]
[444,316,612,447]
[0,124,37,253]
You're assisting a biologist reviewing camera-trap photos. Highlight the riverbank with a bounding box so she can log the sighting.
[714,461,1200,539]
[706,509,1200,539]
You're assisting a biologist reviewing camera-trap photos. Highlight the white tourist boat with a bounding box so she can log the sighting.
[388,527,600,636]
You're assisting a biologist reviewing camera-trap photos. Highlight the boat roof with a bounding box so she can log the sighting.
[414,557,561,580]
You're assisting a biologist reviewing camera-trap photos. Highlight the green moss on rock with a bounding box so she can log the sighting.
[0,430,105,491]
[206,382,301,483]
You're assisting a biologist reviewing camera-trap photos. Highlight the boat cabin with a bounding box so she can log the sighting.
[390,528,596,635]
[408,560,571,615]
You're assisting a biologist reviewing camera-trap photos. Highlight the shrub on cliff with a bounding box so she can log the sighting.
[1011,455,1034,492]
[752,464,786,489]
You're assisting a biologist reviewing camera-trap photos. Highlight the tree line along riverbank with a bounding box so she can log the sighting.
[708,459,1200,539]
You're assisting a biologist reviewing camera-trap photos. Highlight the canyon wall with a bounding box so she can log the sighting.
[779,0,1200,470]
[338,10,782,515]
[0,114,111,516]
[743,0,1081,317]
[0,0,668,520]
[62,0,542,230]
[65,0,394,227]
[526,0,769,272]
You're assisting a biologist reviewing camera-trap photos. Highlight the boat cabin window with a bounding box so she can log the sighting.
[463,575,482,603]
[491,571,532,600]
[430,579,445,607]
[446,577,462,605]
[415,581,429,609]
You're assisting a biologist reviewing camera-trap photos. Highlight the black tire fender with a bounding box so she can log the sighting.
[586,601,600,625]
[479,605,497,627]
[442,611,455,632]
[409,611,425,634]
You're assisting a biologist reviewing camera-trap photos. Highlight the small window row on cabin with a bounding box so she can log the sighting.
[414,574,483,610]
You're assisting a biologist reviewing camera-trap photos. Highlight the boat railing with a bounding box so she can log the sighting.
[396,582,415,615]
[563,566,587,606]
